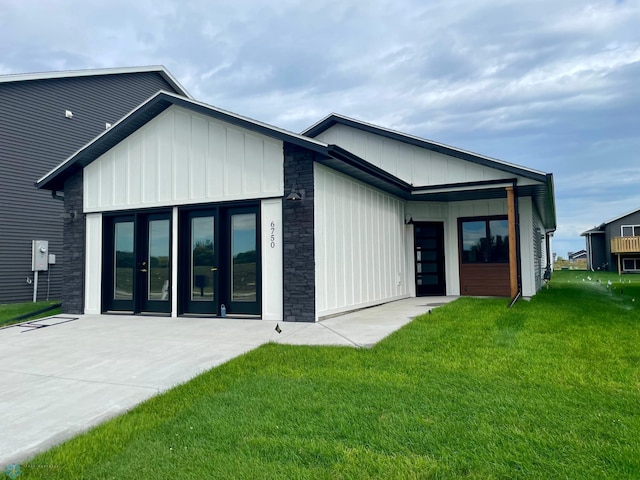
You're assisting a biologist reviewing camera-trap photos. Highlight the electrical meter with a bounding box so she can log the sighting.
[32,240,49,271]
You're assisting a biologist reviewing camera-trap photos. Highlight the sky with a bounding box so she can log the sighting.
[1,0,639,257]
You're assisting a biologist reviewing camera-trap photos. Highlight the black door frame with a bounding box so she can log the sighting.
[102,209,172,314]
[414,221,446,296]
[178,203,261,316]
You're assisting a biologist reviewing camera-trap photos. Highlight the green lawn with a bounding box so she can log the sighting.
[0,300,61,328]
[17,271,640,479]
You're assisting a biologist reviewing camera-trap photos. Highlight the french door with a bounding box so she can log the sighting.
[414,222,446,296]
[180,205,260,316]
[103,211,172,314]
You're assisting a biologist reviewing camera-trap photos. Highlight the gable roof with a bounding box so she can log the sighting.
[303,113,556,230]
[35,90,331,192]
[302,113,548,183]
[581,207,640,235]
[35,93,556,230]
[0,65,191,98]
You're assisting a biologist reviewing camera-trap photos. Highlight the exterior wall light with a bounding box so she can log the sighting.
[286,186,304,201]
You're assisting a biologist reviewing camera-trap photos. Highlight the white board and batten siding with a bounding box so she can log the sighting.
[82,105,285,319]
[517,197,546,297]
[314,164,408,319]
[314,123,539,188]
[83,105,284,212]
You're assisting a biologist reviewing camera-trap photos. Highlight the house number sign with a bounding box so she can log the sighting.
[270,221,276,248]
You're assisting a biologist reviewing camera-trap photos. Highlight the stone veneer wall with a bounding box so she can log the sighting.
[282,143,316,322]
[62,170,85,314]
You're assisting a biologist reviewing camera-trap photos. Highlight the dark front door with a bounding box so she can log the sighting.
[414,222,446,296]
[179,205,260,316]
[182,210,219,315]
[103,212,172,314]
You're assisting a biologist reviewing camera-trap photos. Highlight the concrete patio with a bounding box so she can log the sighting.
[0,296,455,466]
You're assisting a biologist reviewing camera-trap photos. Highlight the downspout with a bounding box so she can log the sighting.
[507,182,522,307]
[543,230,553,281]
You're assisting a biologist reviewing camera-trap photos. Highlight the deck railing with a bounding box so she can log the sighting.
[611,236,640,254]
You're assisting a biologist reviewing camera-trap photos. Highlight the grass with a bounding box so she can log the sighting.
[0,300,61,328]
[15,271,640,479]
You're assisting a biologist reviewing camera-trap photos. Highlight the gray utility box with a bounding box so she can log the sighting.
[32,240,49,271]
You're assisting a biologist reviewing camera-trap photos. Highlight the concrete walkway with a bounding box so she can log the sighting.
[0,296,454,465]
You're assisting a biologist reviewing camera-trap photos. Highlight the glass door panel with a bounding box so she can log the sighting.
[114,222,134,301]
[147,219,170,302]
[182,211,218,315]
[231,213,257,303]
[191,216,215,302]
[139,214,171,313]
[103,212,172,314]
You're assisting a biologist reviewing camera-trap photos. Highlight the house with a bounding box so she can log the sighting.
[582,208,640,273]
[0,66,190,304]
[568,250,587,262]
[36,91,556,322]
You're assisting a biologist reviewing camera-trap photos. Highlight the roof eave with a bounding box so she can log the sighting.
[0,65,192,98]
[303,114,548,183]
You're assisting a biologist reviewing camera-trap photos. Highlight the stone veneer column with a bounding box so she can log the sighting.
[282,143,316,322]
[62,170,85,314]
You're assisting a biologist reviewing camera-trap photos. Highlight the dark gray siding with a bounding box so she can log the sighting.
[589,235,607,270]
[605,210,640,271]
[0,72,181,303]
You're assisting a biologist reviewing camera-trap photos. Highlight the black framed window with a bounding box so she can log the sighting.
[460,217,509,263]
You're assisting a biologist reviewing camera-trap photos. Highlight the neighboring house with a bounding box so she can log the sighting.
[568,250,587,262]
[36,92,556,322]
[582,208,640,273]
[0,66,190,304]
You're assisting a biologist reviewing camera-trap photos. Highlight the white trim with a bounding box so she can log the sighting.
[621,224,640,237]
[84,213,103,314]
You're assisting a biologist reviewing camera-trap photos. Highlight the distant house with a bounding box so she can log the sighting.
[35,94,556,321]
[568,250,587,262]
[582,208,640,273]
[0,67,189,303]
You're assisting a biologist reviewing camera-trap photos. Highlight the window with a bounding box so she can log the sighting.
[622,258,640,272]
[621,225,640,237]
[460,217,509,263]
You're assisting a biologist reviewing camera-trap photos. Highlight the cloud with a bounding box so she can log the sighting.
[1,0,639,255]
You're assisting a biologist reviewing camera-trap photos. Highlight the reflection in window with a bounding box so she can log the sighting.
[114,222,134,300]
[148,220,170,301]
[192,216,215,301]
[461,218,509,264]
[231,213,257,302]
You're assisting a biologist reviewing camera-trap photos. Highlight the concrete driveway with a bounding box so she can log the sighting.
[0,297,454,465]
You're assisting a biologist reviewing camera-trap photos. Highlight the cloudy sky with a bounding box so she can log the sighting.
[1,0,638,256]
